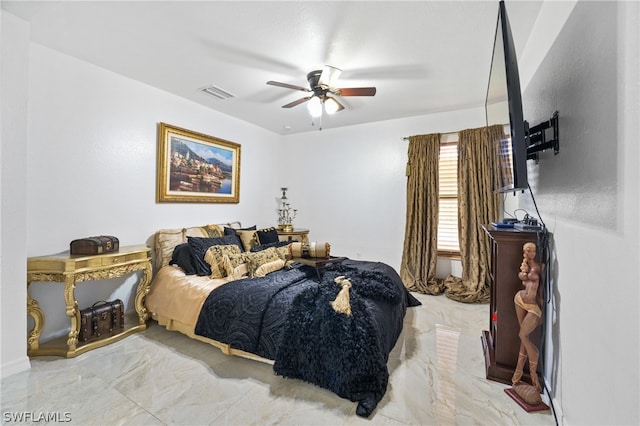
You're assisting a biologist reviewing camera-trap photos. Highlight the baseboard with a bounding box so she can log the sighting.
[1,355,31,379]
[549,394,564,425]
[541,376,564,425]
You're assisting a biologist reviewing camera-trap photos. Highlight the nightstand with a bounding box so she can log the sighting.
[277,228,309,244]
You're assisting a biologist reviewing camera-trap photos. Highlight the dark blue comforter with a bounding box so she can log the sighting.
[194,259,420,417]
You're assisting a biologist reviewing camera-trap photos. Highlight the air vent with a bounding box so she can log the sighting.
[200,85,236,100]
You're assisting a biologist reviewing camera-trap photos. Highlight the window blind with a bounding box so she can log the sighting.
[438,142,460,254]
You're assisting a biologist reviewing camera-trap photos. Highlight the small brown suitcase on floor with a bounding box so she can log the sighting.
[78,300,125,343]
[70,236,119,255]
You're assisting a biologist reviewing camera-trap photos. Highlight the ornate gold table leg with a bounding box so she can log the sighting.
[135,261,152,325]
[63,274,79,351]
[26,280,45,354]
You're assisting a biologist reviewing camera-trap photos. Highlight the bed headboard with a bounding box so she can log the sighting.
[152,221,242,273]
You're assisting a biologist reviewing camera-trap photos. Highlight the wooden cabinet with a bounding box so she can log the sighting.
[481,225,541,385]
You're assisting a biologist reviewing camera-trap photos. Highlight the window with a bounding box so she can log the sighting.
[437,137,460,256]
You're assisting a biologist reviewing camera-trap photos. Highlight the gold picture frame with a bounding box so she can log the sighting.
[156,122,240,203]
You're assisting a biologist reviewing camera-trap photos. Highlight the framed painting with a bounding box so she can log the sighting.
[156,123,241,203]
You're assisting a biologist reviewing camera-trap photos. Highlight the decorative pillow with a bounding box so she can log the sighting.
[252,243,291,262]
[257,227,280,245]
[204,244,242,278]
[187,235,244,276]
[236,229,259,252]
[222,247,285,279]
[289,241,331,259]
[222,252,250,280]
[275,245,291,262]
[169,243,198,275]
[155,227,203,270]
[253,258,286,278]
[224,225,257,236]
[204,224,224,238]
[246,247,281,277]
[153,224,224,270]
[250,240,291,252]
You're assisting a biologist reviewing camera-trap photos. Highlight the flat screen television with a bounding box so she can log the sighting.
[485,0,528,193]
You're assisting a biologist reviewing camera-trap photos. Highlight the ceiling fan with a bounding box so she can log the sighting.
[266,65,376,117]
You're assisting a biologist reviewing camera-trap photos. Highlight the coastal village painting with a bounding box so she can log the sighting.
[169,137,233,194]
[157,122,240,203]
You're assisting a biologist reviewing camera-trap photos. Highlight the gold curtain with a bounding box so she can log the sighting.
[444,124,503,303]
[400,134,444,294]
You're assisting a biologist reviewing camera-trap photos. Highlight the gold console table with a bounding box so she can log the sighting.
[27,244,152,358]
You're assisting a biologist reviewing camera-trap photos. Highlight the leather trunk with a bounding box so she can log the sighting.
[78,300,125,343]
[70,236,119,255]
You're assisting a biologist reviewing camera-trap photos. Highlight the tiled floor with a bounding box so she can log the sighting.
[1,293,556,425]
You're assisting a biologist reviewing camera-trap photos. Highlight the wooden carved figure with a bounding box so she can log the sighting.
[512,242,542,393]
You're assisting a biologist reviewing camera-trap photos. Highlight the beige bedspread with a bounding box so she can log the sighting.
[145,266,229,328]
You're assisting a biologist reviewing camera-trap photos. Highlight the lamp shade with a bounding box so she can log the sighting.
[324,97,340,115]
[318,65,342,87]
[307,96,323,118]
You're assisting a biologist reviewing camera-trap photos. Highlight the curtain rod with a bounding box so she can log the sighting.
[402,124,508,140]
[402,130,458,140]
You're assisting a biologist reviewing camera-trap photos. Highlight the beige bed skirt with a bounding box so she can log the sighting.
[151,312,273,365]
[146,265,272,365]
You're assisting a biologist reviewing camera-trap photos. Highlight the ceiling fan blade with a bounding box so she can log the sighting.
[334,87,377,96]
[319,65,342,87]
[281,96,312,108]
[267,80,310,92]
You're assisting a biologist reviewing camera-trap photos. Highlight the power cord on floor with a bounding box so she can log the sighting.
[528,183,558,426]
[542,378,559,425]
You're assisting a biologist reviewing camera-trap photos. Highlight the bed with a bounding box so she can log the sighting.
[145,223,420,417]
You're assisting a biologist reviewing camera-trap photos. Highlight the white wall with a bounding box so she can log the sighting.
[279,107,486,272]
[1,11,31,378]
[26,44,282,255]
[515,1,639,424]
[15,39,283,346]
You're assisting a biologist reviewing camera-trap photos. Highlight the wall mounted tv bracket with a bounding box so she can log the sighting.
[525,111,559,162]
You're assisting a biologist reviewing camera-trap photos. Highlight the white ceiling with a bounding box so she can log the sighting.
[2,1,543,134]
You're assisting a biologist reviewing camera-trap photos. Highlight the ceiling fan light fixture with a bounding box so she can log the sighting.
[267,66,376,121]
[319,65,342,87]
[307,96,323,118]
[324,97,340,115]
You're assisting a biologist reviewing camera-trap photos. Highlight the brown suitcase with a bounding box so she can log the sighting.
[78,300,125,343]
[70,236,119,255]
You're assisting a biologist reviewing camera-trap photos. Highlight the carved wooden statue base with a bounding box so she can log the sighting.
[505,386,549,412]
